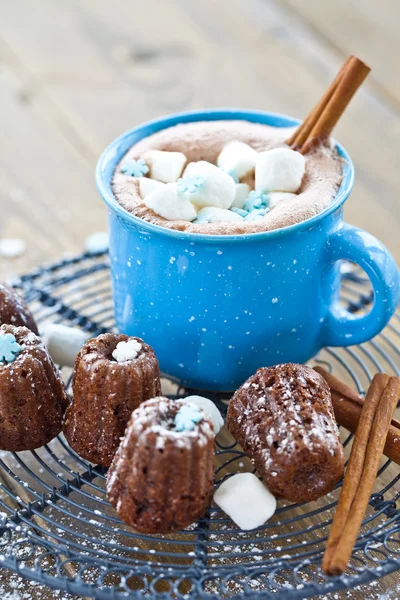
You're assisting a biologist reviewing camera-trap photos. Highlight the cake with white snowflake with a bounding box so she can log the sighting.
[63,333,161,466]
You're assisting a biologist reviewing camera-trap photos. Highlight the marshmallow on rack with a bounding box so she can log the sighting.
[145,183,197,221]
[182,161,236,209]
[213,473,276,531]
[266,191,297,209]
[217,141,258,179]
[184,395,224,435]
[139,178,165,199]
[256,148,305,193]
[41,324,88,368]
[232,183,251,209]
[143,150,186,183]
[196,207,243,224]
[84,231,109,254]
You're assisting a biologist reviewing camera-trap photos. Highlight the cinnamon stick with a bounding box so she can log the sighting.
[300,56,370,154]
[287,56,352,150]
[322,373,388,573]
[322,375,400,575]
[314,366,400,465]
[287,55,370,154]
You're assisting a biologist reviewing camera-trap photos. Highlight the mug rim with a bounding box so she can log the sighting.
[96,108,354,242]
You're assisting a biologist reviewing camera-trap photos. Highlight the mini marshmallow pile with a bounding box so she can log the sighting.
[120,141,306,224]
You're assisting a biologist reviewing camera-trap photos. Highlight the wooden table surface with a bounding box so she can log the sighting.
[1,1,399,598]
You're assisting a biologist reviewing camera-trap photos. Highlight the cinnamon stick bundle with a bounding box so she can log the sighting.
[288,55,370,154]
[322,373,400,575]
[314,366,400,465]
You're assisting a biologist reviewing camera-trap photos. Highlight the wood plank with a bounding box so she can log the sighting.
[0,64,106,272]
[279,0,400,107]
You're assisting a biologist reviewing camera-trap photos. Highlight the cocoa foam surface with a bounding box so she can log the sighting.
[112,121,342,235]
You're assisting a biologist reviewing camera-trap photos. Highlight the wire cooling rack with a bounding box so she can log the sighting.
[0,251,399,600]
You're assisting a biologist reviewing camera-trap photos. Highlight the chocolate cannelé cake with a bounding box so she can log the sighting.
[227,363,344,503]
[107,397,215,533]
[0,324,69,451]
[0,283,38,334]
[63,333,161,467]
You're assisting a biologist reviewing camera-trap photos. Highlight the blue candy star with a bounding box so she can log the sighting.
[0,333,22,363]
[120,159,149,178]
[177,175,204,194]
[244,208,270,221]
[244,191,268,212]
[174,404,203,432]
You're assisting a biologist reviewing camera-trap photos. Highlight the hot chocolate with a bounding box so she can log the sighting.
[112,120,342,235]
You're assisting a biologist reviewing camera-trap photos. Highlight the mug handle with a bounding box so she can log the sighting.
[321,223,400,347]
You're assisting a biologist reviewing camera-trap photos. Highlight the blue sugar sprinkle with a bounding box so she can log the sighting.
[244,191,268,212]
[244,208,270,221]
[231,207,247,218]
[0,333,22,364]
[120,159,149,178]
[178,175,204,194]
[174,404,203,432]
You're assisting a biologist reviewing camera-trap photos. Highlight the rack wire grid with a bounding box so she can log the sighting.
[0,250,399,600]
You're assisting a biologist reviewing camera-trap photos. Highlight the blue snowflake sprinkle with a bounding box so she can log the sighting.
[0,333,22,363]
[244,191,268,212]
[177,175,204,194]
[120,159,149,178]
[174,404,203,432]
[231,207,247,218]
[244,208,270,221]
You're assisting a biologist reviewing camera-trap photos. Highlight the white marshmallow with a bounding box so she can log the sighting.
[84,231,109,254]
[217,141,257,178]
[144,150,186,183]
[139,177,165,199]
[0,238,26,258]
[232,183,251,209]
[267,191,297,209]
[41,324,88,367]
[256,148,305,193]
[145,183,197,221]
[214,473,276,531]
[196,207,243,223]
[112,339,142,362]
[184,395,224,435]
[183,161,236,209]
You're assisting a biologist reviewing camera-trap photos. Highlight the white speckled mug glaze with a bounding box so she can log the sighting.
[96,109,399,391]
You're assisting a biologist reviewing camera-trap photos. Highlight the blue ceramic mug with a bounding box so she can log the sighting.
[96,109,399,391]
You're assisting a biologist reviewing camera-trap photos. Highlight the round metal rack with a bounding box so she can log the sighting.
[0,251,399,599]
